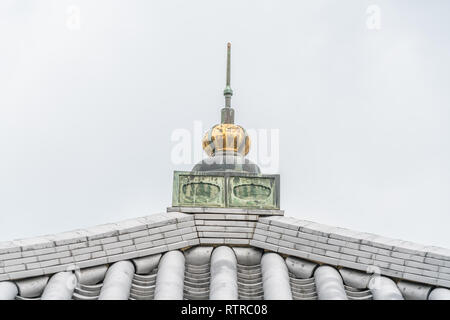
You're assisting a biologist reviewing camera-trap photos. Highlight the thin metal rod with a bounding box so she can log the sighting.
[223,42,233,110]
[226,42,231,87]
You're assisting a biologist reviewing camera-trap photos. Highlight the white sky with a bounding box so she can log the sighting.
[1,0,449,248]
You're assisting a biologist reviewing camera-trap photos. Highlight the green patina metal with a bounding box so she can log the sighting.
[173,172,225,207]
[223,42,233,100]
[222,42,234,124]
[228,176,277,209]
[172,171,280,209]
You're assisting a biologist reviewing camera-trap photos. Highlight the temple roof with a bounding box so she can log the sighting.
[1,209,449,300]
[1,44,449,301]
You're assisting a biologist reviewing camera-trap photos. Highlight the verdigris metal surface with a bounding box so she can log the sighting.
[227,175,278,208]
[172,171,280,209]
[173,172,225,208]
[167,206,284,215]
[192,153,260,173]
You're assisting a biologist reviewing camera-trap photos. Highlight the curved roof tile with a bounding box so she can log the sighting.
[1,210,450,300]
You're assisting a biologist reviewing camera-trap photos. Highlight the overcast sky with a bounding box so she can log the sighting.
[1,0,449,248]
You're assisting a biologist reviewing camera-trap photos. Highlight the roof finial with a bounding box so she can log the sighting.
[224,42,233,108]
[221,43,235,124]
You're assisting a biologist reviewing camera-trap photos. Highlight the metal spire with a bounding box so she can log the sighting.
[221,42,235,123]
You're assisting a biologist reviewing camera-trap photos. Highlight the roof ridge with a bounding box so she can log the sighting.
[1,211,449,288]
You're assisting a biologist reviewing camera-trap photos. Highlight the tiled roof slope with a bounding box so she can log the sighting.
[1,209,450,300]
